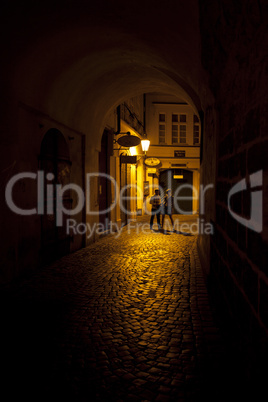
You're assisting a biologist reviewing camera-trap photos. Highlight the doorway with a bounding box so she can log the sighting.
[159,169,193,214]
[39,128,72,264]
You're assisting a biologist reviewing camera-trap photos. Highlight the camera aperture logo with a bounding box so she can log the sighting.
[228,170,262,233]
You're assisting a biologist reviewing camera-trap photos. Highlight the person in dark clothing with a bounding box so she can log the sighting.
[149,189,162,230]
[162,189,175,230]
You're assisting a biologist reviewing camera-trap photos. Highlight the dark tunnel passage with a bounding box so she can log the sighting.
[0,0,268,400]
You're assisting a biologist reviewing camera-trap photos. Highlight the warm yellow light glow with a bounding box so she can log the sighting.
[129,146,137,156]
[141,139,150,152]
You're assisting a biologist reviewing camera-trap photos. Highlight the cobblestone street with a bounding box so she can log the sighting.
[1,216,241,401]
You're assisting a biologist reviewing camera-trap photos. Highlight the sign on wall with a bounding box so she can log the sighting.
[174,150,186,157]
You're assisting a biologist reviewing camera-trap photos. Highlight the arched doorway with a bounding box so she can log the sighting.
[159,168,193,214]
[39,129,72,264]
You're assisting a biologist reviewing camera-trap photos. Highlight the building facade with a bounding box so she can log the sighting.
[101,95,146,229]
[143,93,200,215]
[101,93,201,228]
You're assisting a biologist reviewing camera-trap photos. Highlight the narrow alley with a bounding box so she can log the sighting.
[1,1,267,401]
[1,215,247,402]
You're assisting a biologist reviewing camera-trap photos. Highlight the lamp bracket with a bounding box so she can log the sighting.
[114,131,131,136]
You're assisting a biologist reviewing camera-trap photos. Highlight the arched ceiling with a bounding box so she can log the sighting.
[2,0,212,143]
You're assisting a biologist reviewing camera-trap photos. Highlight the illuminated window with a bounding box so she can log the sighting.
[159,114,166,144]
[179,124,187,144]
[193,114,200,145]
[175,115,187,143]
[172,125,178,144]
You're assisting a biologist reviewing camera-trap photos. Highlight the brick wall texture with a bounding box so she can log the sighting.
[200,0,268,381]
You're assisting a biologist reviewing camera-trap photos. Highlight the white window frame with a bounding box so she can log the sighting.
[158,113,166,144]
[179,124,187,144]
[193,114,200,145]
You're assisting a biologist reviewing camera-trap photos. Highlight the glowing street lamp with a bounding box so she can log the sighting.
[141,139,150,154]
[129,146,137,156]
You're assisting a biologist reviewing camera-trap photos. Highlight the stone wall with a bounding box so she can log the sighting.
[199,0,268,382]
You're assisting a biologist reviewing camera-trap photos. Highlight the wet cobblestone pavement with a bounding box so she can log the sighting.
[1,216,241,401]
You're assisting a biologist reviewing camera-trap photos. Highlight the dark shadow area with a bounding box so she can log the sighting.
[204,277,268,402]
[160,229,194,236]
[0,294,79,402]
[151,228,162,234]
[160,229,172,235]
[175,230,194,236]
